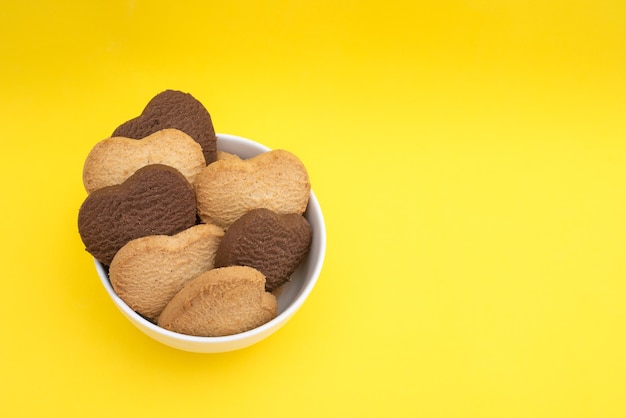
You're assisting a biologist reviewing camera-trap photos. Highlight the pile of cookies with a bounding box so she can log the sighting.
[78,90,313,337]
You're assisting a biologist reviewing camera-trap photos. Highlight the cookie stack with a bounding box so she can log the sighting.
[78,90,312,337]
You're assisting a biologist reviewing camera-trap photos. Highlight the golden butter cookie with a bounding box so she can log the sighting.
[82,128,205,194]
[109,224,224,322]
[195,150,310,229]
[157,266,277,337]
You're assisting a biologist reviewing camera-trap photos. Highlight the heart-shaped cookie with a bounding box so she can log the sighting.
[157,266,278,337]
[214,208,312,292]
[195,149,310,229]
[109,224,224,321]
[82,128,205,194]
[112,90,217,165]
[78,164,197,265]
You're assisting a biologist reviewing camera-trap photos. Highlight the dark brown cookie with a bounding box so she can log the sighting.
[214,208,312,292]
[112,90,217,165]
[78,164,197,265]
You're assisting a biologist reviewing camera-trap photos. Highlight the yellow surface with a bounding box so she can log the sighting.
[1,0,625,416]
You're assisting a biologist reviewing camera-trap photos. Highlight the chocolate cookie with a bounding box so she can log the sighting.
[78,164,197,265]
[112,90,217,165]
[214,208,312,292]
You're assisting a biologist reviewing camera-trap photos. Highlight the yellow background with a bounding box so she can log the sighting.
[1,0,625,416]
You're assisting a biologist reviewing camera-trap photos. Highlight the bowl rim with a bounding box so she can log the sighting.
[94,132,326,347]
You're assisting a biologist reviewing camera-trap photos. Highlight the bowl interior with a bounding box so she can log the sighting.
[94,133,326,352]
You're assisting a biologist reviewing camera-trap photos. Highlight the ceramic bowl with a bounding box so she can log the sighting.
[94,133,326,353]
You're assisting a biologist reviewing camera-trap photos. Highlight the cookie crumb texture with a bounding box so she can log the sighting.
[158,266,278,337]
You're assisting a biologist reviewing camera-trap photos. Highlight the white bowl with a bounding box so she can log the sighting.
[94,133,326,353]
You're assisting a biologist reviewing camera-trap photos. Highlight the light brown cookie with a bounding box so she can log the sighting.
[109,224,224,322]
[216,150,241,161]
[195,150,311,229]
[82,128,205,194]
[157,266,278,337]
